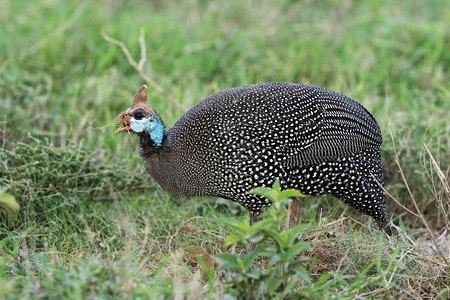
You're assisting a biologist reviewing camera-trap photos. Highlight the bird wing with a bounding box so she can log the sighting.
[170,82,382,168]
[277,93,382,167]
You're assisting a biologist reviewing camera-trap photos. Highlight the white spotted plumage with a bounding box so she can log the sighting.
[137,82,390,233]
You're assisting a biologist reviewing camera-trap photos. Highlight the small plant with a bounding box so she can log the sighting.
[214,181,314,299]
[213,182,432,299]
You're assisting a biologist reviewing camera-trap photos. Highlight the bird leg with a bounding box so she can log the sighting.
[249,197,301,229]
[249,211,260,226]
[246,212,260,252]
[246,198,301,252]
[287,197,301,229]
[374,218,392,236]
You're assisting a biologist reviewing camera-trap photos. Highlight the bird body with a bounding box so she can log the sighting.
[114,82,390,234]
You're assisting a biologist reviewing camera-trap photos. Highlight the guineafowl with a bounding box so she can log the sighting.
[114,82,391,235]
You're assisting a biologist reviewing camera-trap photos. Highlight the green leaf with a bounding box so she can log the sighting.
[265,272,282,296]
[247,180,282,203]
[284,241,311,261]
[248,187,278,203]
[225,232,244,246]
[316,273,332,286]
[215,217,251,234]
[295,267,312,286]
[287,224,308,243]
[262,228,290,249]
[214,252,239,264]
[243,244,266,269]
[248,232,265,244]
[214,253,243,272]
[150,258,169,277]
[236,256,246,271]
[279,189,303,200]
[0,193,20,225]
[250,218,277,232]
[261,228,283,249]
[246,268,262,280]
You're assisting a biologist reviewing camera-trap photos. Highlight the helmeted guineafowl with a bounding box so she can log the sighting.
[114,82,390,235]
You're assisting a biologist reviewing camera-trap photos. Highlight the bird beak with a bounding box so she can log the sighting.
[113,112,131,134]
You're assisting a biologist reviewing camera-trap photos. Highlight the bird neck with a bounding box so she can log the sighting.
[137,115,165,157]
[147,119,164,147]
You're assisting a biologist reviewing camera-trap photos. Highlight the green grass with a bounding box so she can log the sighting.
[1,0,449,298]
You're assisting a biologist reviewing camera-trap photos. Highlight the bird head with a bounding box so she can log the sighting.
[114,85,164,146]
[114,85,154,134]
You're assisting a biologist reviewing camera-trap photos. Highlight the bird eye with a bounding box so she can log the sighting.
[133,109,146,120]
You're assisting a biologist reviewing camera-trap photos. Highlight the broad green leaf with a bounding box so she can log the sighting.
[225,232,244,246]
[248,232,265,244]
[263,228,290,249]
[247,186,273,195]
[242,244,266,269]
[272,180,281,191]
[236,256,245,271]
[214,253,243,271]
[265,272,282,296]
[250,218,277,232]
[247,180,282,203]
[246,268,262,279]
[296,267,312,286]
[214,217,250,233]
[279,189,303,199]
[287,224,308,243]
[214,252,239,264]
[284,241,311,261]
[248,187,278,203]
[261,228,284,249]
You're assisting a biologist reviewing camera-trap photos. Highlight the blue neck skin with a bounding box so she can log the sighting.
[130,113,164,147]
